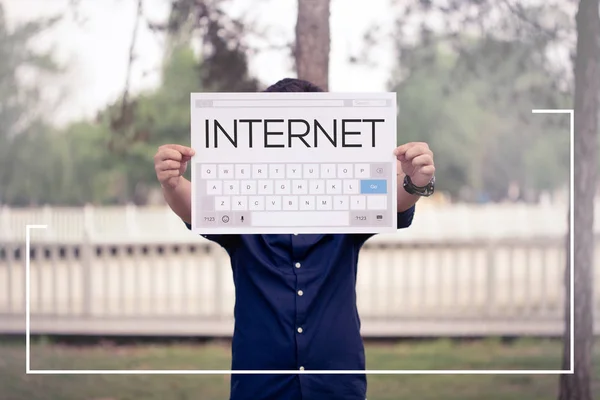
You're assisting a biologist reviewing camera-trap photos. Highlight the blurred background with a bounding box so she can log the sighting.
[0,0,598,399]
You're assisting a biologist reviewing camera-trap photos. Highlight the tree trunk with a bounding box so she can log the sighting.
[295,0,330,90]
[559,0,599,399]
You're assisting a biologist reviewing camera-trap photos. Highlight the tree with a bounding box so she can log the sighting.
[559,0,599,398]
[99,0,264,204]
[109,0,261,150]
[381,0,593,396]
[0,4,61,206]
[353,0,574,202]
[390,37,571,201]
[295,0,330,89]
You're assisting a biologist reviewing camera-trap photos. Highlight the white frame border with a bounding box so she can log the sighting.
[25,109,574,375]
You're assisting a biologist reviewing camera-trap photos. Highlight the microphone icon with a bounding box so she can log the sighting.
[241,216,245,222]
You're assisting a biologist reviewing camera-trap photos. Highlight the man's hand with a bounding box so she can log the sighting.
[154,144,196,190]
[393,142,435,186]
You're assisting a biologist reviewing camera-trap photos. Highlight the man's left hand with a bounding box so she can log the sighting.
[393,142,435,187]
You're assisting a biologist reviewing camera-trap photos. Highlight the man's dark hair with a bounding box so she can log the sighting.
[264,78,324,92]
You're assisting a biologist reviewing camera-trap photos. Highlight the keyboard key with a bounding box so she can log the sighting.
[350,211,370,226]
[197,212,217,227]
[282,196,299,210]
[265,196,282,210]
[371,163,390,179]
[360,180,387,194]
[367,195,387,210]
[287,164,302,178]
[233,212,251,226]
[338,164,353,178]
[275,180,291,195]
[258,180,274,195]
[370,211,388,224]
[206,180,222,195]
[217,212,232,225]
[321,164,336,178]
[251,211,349,227]
[309,180,325,194]
[326,179,342,194]
[215,196,230,211]
[303,164,319,179]
[231,196,248,211]
[235,164,251,179]
[201,164,217,179]
[355,164,370,178]
[343,179,360,194]
[299,196,316,210]
[269,164,285,178]
[218,164,234,179]
[223,180,240,195]
[333,195,349,210]
[249,196,264,211]
[292,180,308,195]
[200,196,214,211]
[253,164,268,178]
[241,180,257,195]
[316,195,332,210]
[350,195,366,210]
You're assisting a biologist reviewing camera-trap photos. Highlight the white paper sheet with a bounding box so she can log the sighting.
[190,92,398,234]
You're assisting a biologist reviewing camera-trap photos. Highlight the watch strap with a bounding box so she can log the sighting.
[403,175,435,197]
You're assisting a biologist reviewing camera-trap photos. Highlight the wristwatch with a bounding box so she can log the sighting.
[403,175,435,197]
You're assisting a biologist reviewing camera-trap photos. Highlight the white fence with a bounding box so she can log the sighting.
[0,203,598,337]
[0,201,579,243]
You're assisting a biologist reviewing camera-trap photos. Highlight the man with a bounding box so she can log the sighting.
[153,78,435,400]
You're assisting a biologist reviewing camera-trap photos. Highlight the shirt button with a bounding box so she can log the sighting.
[298,290,304,296]
[297,327,303,333]
[299,366,304,370]
[295,262,301,268]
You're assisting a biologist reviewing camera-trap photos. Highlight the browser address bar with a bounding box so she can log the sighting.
[212,99,346,107]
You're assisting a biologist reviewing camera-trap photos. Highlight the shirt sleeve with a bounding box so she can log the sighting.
[183,221,240,251]
[350,205,416,245]
[396,204,416,229]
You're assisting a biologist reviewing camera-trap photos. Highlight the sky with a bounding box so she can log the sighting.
[4,0,398,126]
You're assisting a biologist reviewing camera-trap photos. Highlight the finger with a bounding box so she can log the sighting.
[179,161,188,173]
[411,154,434,168]
[394,142,428,154]
[158,169,180,182]
[404,145,433,162]
[418,165,436,176]
[393,143,414,157]
[157,148,185,162]
[156,160,181,172]
[162,144,195,157]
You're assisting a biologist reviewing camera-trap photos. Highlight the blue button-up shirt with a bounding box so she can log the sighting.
[186,206,415,400]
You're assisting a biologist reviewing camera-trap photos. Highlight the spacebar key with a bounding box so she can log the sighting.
[251,211,349,227]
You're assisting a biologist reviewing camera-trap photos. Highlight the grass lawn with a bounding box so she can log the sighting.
[1,337,598,400]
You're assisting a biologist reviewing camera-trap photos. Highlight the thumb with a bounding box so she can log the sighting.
[169,144,195,157]
[179,160,188,174]
[183,147,195,157]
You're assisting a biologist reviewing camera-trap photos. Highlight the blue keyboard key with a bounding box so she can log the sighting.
[360,180,387,194]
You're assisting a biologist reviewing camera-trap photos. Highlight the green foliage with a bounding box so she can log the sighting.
[392,37,571,201]
[0,5,62,205]
[62,44,201,205]
[0,1,576,206]
[0,0,265,206]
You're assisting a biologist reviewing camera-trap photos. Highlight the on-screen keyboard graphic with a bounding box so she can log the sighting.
[195,162,393,228]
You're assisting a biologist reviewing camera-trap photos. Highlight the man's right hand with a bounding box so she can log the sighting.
[154,144,196,189]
